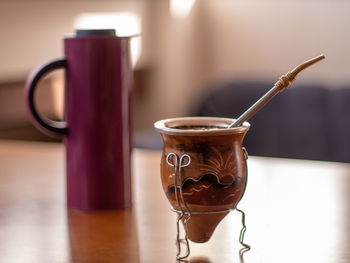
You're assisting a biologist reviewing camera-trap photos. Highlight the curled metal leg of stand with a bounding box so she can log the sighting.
[175,212,191,260]
[238,147,251,257]
[167,152,192,260]
[236,207,251,251]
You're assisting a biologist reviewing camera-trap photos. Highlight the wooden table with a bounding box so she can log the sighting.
[1,140,350,263]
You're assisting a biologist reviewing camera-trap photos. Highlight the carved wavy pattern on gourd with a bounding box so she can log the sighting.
[168,147,243,207]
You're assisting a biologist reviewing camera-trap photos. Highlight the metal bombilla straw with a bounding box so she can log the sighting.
[228,54,325,128]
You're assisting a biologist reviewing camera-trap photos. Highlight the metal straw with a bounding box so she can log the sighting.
[228,54,325,128]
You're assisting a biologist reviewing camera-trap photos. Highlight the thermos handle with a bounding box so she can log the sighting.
[25,59,68,137]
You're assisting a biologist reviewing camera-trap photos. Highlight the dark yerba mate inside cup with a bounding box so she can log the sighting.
[173,125,227,130]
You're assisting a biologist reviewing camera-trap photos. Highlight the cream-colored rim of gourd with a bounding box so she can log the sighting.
[154,117,250,136]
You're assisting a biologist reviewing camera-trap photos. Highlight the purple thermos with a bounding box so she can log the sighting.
[25,29,132,210]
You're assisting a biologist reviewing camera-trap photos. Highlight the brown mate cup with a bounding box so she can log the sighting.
[154,117,250,243]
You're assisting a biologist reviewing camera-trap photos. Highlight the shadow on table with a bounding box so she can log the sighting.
[183,256,211,263]
[180,247,250,263]
[239,246,250,263]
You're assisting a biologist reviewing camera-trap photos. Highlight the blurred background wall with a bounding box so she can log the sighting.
[0,0,348,141]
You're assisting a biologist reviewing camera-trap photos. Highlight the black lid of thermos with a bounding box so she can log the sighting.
[75,29,116,37]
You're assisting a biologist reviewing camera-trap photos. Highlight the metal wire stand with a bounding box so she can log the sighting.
[166,152,250,260]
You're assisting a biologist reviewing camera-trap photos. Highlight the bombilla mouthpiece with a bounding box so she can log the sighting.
[275,54,325,92]
[228,54,325,128]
